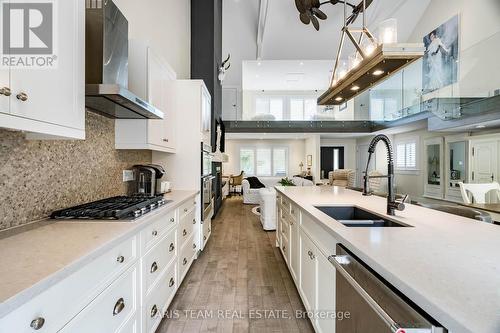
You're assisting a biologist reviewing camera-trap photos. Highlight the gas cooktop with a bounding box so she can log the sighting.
[50,195,170,220]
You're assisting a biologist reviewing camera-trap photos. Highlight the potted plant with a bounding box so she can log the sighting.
[278,177,296,186]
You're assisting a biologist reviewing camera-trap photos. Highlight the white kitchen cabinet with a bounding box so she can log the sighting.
[299,230,317,312]
[59,265,139,333]
[0,195,198,333]
[316,251,336,333]
[0,0,85,140]
[289,215,299,282]
[115,41,176,153]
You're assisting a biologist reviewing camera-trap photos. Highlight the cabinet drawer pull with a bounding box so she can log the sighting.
[170,217,175,223]
[208,228,211,232]
[30,317,45,330]
[150,304,158,318]
[0,87,11,96]
[184,208,188,213]
[16,92,28,101]
[282,245,286,252]
[183,257,188,265]
[192,218,196,224]
[182,229,187,236]
[169,277,175,287]
[169,243,175,252]
[193,243,197,249]
[113,298,125,316]
[162,138,169,142]
[150,261,158,273]
[152,230,158,236]
[116,255,125,263]
[203,235,207,241]
[308,250,315,260]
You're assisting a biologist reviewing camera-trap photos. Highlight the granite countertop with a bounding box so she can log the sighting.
[275,185,500,333]
[0,190,198,318]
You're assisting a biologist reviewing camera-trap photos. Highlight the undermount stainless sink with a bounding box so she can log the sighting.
[315,206,411,227]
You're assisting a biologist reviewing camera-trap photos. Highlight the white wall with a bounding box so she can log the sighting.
[305,134,321,182]
[114,0,191,79]
[224,139,306,178]
[406,0,500,97]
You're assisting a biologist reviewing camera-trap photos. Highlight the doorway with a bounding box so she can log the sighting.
[320,147,344,180]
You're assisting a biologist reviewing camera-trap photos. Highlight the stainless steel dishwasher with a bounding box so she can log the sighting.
[329,244,446,333]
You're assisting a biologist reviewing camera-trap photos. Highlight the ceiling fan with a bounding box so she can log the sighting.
[295,0,373,31]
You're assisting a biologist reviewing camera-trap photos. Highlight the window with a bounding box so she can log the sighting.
[396,140,417,171]
[256,148,272,176]
[255,97,283,120]
[273,148,287,177]
[240,148,255,176]
[290,98,318,120]
[240,147,288,177]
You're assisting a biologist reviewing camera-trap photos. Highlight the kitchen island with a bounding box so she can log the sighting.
[275,185,500,333]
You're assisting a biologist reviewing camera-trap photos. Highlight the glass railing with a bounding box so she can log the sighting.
[222,31,500,124]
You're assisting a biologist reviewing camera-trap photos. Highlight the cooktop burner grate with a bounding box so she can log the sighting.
[50,195,170,220]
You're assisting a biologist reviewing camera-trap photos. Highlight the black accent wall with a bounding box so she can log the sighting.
[191,0,223,152]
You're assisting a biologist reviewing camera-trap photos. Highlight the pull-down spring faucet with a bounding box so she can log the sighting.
[363,134,406,216]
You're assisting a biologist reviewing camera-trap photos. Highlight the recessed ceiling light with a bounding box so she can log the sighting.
[373,69,384,76]
[476,125,486,128]
[257,62,261,66]
[350,85,360,91]
[335,97,343,102]
[299,61,304,66]
[255,74,259,78]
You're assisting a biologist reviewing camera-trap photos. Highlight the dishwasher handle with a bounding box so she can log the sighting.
[329,254,404,333]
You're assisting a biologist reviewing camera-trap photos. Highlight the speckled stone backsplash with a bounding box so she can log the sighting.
[0,111,152,230]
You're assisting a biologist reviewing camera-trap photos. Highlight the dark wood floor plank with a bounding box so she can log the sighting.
[157,197,314,333]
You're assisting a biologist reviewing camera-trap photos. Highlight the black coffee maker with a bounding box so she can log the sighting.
[131,164,166,196]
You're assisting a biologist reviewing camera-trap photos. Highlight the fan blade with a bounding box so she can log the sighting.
[312,7,327,20]
[295,0,307,13]
[311,0,321,8]
[304,0,313,9]
[311,15,320,30]
[360,0,373,12]
[300,12,311,25]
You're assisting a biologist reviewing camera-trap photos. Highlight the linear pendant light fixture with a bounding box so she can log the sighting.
[317,0,425,106]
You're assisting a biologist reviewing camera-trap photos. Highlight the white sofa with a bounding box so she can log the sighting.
[242,176,313,204]
[242,177,281,204]
[259,188,277,230]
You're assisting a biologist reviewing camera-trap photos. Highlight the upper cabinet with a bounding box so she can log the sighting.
[0,0,85,139]
[115,41,176,153]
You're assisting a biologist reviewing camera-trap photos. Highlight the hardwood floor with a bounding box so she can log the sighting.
[157,196,314,333]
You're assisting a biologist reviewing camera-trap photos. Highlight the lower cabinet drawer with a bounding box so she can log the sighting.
[142,227,177,297]
[0,236,137,333]
[179,197,196,219]
[143,261,177,333]
[60,264,139,333]
[178,209,195,248]
[142,209,176,251]
[179,235,196,281]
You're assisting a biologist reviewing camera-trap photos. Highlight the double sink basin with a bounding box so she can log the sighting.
[315,206,411,228]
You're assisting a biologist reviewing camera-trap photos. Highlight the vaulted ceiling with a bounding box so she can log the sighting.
[222,0,431,88]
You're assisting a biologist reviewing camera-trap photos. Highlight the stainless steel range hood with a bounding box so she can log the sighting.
[85,0,163,119]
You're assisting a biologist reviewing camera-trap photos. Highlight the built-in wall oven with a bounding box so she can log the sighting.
[329,244,446,333]
[201,144,214,221]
